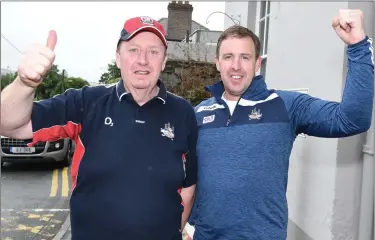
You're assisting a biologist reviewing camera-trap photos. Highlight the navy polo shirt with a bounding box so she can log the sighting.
[30,80,198,240]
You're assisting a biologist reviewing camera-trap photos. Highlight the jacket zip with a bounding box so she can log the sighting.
[225,96,242,126]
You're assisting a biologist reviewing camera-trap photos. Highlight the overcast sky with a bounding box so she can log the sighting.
[1,2,225,82]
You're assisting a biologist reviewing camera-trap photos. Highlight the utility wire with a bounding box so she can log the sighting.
[1,33,23,54]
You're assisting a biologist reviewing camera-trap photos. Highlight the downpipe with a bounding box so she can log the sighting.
[358,109,375,240]
[359,9,375,234]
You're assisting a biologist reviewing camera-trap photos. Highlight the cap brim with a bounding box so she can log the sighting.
[120,26,167,47]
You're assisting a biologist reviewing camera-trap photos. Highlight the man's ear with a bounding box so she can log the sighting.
[215,56,220,72]
[255,56,262,73]
[115,49,121,69]
[161,54,168,71]
[115,41,123,68]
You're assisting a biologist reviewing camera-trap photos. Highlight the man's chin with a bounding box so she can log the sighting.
[227,85,245,94]
[131,84,149,90]
[130,79,151,88]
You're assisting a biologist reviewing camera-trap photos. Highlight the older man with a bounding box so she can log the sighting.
[1,16,197,240]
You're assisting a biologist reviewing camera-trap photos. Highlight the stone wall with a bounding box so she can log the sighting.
[167,41,217,63]
[161,59,219,89]
[162,40,218,91]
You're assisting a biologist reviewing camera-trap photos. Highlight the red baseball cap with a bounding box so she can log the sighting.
[118,16,167,48]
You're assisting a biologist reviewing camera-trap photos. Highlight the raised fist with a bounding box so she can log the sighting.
[17,30,57,88]
[332,9,366,45]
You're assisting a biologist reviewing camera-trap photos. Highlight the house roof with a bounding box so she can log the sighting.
[157,17,210,36]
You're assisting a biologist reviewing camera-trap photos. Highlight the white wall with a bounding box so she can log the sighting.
[263,2,372,240]
[224,2,248,29]
[332,2,374,240]
[166,41,216,63]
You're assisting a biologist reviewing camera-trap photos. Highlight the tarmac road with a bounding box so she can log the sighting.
[1,161,71,240]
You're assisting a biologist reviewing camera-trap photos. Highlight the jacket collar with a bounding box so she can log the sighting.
[116,79,167,104]
[205,75,270,103]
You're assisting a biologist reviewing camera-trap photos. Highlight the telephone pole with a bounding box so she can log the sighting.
[61,69,65,93]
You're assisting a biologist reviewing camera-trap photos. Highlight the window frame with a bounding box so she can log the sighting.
[258,1,271,77]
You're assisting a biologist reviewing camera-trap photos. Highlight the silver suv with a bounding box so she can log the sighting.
[1,136,73,167]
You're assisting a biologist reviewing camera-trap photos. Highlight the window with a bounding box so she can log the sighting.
[258,1,271,78]
[260,58,267,77]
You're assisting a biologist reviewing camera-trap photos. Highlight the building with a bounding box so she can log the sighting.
[160,1,222,45]
[181,29,223,45]
[158,1,209,42]
[158,17,209,42]
[222,2,375,240]
[158,1,219,63]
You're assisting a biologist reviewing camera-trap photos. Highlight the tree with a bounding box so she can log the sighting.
[1,65,89,100]
[51,77,89,97]
[34,64,63,100]
[99,60,121,84]
[170,60,219,106]
[107,77,121,84]
[0,72,18,90]
[100,72,110,84]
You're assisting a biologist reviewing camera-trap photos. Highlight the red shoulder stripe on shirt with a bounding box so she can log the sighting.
[27,121,85,190]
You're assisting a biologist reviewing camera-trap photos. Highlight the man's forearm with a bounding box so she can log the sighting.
[1,76,35,137]
[180,185,196,230]
[181,199,193,230]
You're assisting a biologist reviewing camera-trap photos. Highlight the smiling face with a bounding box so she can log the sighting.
[116,31,167,91]
[215,26,262,101]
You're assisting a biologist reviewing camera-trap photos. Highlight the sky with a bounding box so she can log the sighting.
[1,2,225,83]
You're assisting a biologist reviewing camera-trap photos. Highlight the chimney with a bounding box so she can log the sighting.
[167,1,193,41]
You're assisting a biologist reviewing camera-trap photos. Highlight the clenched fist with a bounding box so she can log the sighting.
[17,30,57,88]
[332,9,366,45]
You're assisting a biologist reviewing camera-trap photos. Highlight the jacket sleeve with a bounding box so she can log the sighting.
[30,88,85,144]
[277,36,374,138]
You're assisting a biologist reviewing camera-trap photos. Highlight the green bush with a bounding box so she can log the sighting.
[169,60,219,106]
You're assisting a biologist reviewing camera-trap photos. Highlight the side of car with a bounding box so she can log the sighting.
[1,136,74,167]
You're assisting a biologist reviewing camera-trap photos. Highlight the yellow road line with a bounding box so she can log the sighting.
[50,169,58,197]
[27,214,40,219]
[15,224,43,234]
[62,167,69,197]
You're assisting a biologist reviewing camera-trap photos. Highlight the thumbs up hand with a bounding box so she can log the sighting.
[17,30,57,88]
[332,9,366,45]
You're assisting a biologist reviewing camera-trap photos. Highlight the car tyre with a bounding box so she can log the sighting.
[60,140,73,168]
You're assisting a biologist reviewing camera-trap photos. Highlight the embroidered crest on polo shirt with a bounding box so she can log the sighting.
[249,108,262,120]
[161,123,174,140]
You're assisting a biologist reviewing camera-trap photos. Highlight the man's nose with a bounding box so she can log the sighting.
[137,50,149,65]
[231,57,241,71]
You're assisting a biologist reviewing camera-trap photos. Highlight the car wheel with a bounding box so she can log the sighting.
[61,140,73,167]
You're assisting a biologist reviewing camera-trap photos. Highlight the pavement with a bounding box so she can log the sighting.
[52,214,71,240]
[52,214,194,240]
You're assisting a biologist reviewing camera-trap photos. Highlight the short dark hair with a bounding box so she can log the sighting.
[216,25,261,59]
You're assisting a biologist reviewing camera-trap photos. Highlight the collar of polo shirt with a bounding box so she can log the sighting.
[115,79,167,104]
